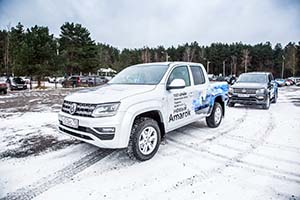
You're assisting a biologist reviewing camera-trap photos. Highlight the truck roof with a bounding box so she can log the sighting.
[241,72,271,75]
[132,62,204,67]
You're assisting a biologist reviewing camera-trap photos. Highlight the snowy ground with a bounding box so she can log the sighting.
[0,86,300,200]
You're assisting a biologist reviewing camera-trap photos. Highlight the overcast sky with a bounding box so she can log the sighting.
[0,0,299,49]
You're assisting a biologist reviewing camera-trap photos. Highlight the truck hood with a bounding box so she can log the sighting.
[232,82,267,89]
[65,84,156,104]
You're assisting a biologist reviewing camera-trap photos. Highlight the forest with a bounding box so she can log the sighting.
[0,22,299,79]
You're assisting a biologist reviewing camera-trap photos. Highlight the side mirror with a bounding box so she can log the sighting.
[167,79,186,90]
[269,81,273,86]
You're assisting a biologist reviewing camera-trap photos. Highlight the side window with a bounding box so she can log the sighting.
[268,74,272,83]
[167,66,191,87]
[191,66,205,85]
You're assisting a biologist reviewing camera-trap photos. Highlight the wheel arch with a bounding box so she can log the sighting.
[132,110,166,139]
[212,95,225,116]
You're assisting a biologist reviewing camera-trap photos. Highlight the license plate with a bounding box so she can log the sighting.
[238,94,250,98]
[60,115,79,128]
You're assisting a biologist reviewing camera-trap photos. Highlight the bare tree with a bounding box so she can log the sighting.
[4,23,11,76]
[154,51,159,62]
[231,55,237,75]
[141,47,151,63]
[241,49,251,73]
[183,46,195,62]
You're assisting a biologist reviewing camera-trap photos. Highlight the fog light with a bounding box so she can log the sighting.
[257,96,264,99]
[94,127,115,133]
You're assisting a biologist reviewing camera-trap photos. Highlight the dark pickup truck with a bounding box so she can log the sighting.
[228,72,278,109]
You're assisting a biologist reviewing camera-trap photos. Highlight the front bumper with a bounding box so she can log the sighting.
[58,111,129,149]
[228,94,267,105]
[11,85,27,90]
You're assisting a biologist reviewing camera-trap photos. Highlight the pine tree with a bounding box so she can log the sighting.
[59,22,96,75]
[22,25,57,87]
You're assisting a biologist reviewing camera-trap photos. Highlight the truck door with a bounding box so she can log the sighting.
[166,65,194,130]
[190,65,210,117]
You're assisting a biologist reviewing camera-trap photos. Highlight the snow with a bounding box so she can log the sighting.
[0,86,300,199]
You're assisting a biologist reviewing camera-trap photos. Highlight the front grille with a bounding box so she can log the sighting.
[62,100,96,117]
[233,88,257,94]
[232,96,257,102]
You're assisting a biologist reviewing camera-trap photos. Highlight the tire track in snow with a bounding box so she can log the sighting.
[165,111,300,192]
[216,140,300,167]
[224,134,300,153]
[1,149,113,200]
[176,107,248,144]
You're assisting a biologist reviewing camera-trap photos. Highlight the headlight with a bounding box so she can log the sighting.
[256,88,265,94]
[229,87,233,94]
[92,102,120,117]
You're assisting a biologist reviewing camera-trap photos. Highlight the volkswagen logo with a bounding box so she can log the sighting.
[242,88,247,93]
[69,103,77,115]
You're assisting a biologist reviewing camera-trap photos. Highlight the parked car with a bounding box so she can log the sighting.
[275,78,285,87]
[228,72,277,109]
[288,77,300,84]
[87,76,108,86]
[227,75,237,85]
[56,77,65,84]
[47,76,64,83]
[61,76,81,88]
[285,79,294,86]
[0,77,8,94]
[58,62,229,161]
[47,77,56,83]
[7,77,27,90]
[20,76,31,84]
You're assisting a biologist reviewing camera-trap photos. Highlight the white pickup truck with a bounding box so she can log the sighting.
[58,62,229,160]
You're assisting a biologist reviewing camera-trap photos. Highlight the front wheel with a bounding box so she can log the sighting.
[228,102,235,107]
[271,91,278,103]
[127,117,161,161]
[263,94,270,109]
[206,102,223,128]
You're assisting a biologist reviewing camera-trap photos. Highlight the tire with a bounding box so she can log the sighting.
[228,102,235,107]
[271,91,277,103]
[263,94,270,109]
[3,89,7,94]
[206,102,223,128]
[127,117,161,161]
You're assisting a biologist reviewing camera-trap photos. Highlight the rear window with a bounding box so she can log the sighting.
[190,66,205,85]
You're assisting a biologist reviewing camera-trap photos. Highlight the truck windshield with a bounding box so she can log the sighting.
[237,74,267,83]
[13,78,25,84]
[109,65,169,85]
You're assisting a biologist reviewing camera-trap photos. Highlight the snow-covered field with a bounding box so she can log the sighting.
[0,86,300,200]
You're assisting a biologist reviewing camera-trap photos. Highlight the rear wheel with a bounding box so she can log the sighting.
[206,102,223,128]
[3,89,7,94]
[127,117,161,161]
